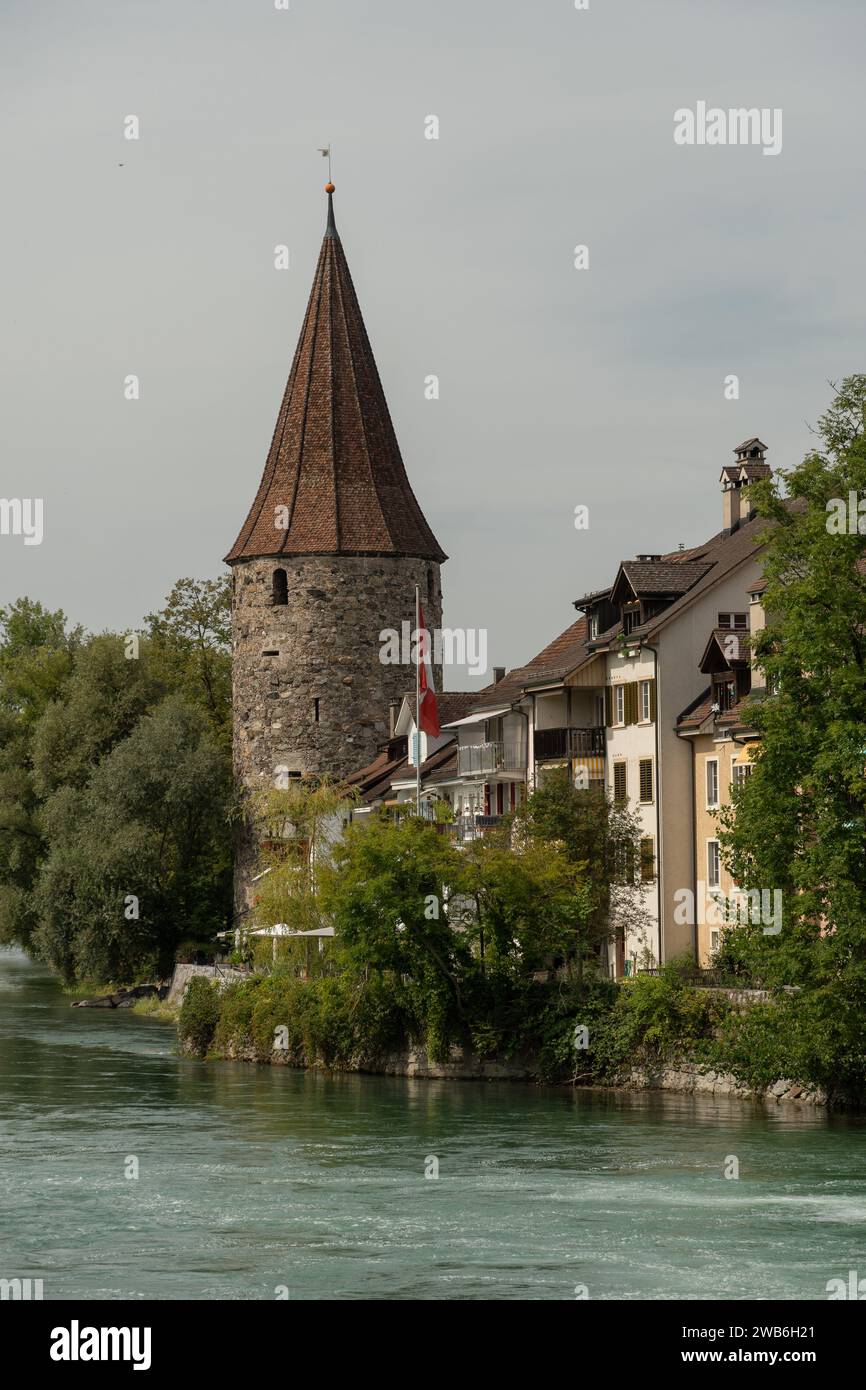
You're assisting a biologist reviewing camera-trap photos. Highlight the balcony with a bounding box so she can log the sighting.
[451,814,502,844]
[457,741,525,777]
[533,726,605,761]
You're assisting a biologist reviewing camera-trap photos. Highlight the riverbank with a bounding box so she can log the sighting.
[187,1034,831,1107]
[178,962,856,1106]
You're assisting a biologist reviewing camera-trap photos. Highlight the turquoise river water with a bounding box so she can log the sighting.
[1,949,864,1300]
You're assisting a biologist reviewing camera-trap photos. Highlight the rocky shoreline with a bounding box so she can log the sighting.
[72,983,168,1009]
[192,1037,830,1106]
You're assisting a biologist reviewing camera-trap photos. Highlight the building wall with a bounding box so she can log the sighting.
[605,651,660,969]
[692,730,746,965]
[655,554,763,961]
[231,552,442,908]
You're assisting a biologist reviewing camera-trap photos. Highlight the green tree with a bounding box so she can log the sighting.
[718,376,866,1096]
[454,836,590,977]
[319,815,470,1058]
[248,777,357,969]
[511,771,646,972]
[31,694,232,983]
[0,600,80,948]
[145,576,231,745]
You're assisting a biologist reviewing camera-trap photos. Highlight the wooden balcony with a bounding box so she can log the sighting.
[533,726,605,761]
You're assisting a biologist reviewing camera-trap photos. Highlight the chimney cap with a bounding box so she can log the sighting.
[733,437,768,458]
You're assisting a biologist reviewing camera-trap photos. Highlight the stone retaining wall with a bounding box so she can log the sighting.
[622,1061,827,1106]
[167,963,249,1006]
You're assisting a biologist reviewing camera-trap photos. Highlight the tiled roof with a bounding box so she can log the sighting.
[342,737,409,804]
[618,559,713,597]
[698,628,750,671]
[676,688,758,733]
[636,514,767,638]
[226,190,446,564]
[471,617,593,709]
[435,692,490,724]
[676,687,714,730]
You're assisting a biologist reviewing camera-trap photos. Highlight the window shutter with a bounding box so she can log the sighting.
[624,682,637,725]
[613,762,627,804]
[639,758,653,803]
[640,838,655,882]
[649,678,657,722]
[605,686,613,726]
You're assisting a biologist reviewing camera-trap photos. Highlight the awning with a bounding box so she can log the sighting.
[575,755,605,780]
[250,925,335,938]
[441,707,509,729]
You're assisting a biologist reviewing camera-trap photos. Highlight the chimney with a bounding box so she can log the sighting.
[388,699,400,736]
[493,666,506,685]
[722,475,742,533]
[722,438,770,532]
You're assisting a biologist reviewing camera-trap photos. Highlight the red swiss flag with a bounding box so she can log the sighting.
[417,601,441,737]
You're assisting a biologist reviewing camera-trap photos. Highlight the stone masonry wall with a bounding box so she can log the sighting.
[231,553,442,906]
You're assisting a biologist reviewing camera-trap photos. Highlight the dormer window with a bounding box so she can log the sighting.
[622,605,640,636]
[588,612,599,640]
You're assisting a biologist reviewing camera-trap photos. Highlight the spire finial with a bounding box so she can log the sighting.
[325,182,337,236]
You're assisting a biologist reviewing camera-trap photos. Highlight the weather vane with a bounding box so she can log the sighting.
[318,145,332,184]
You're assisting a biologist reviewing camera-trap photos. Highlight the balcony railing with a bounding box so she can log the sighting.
[456,741,525,776]
[533,726,605,760]
[451,814,502,844]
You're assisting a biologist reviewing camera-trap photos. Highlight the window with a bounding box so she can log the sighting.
[614,686,625,725]
[638,758,653,803]
[710,929,720,954]
[640,680,652,722]
[272,568,288,606]
[274,767,302,788]
[613,762,627,804]
[706,758,719,807]
[715,680,736,712]
[732,762,752,790]
[640,837,655,882]
[623,606,640,635]
[718,612,747,630]
[313,697,320,723]
[594,693,605,727]
[589,612,599,640]
[262,649,279,657]
[707,840,721,888]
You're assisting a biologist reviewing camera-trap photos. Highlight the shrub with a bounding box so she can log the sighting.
[177,977,221,1056]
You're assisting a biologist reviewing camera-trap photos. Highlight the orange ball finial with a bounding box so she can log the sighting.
[325,182,335,193]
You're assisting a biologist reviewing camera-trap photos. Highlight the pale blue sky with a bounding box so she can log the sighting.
[2,0,864,681]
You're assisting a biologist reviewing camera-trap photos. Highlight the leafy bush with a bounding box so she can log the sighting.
[178,977,221,1057]
[209,972,408,1068]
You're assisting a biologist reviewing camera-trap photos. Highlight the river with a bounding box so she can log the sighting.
[1,949,864,1301]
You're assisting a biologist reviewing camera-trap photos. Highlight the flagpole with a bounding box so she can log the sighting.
[415,584,421,816]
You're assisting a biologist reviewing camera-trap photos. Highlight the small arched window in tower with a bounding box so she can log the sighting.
[313,697,320,723]
[272,568,288,606]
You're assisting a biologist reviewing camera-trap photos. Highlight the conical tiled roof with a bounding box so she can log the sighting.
[225,189,446,564]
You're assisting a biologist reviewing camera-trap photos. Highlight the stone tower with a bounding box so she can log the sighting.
[225,185,446,903]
